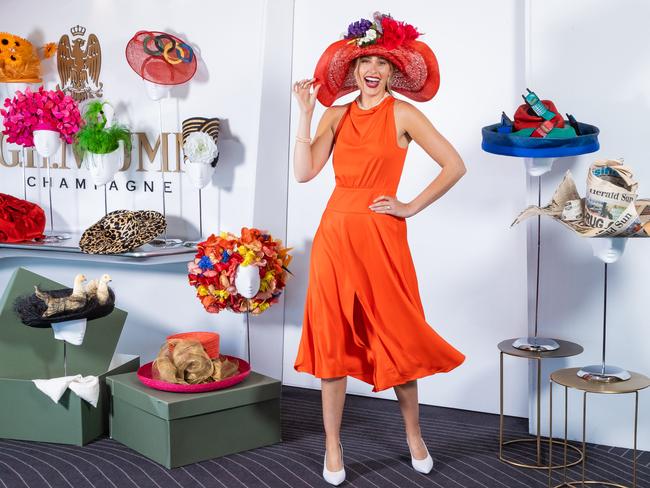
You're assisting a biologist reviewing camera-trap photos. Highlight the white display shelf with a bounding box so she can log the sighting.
[0,233,196,266]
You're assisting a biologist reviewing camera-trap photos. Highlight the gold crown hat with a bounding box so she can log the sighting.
[182,117,220,167]
[0,33,56,83]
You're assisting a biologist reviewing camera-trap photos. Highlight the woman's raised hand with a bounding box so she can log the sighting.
[293,78,321,114]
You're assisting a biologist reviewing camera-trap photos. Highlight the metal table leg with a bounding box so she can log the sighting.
[549,386,639,487]
[501,354,582,470]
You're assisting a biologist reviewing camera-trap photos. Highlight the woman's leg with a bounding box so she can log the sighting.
[321,376,347,470]
[394,379,428,459]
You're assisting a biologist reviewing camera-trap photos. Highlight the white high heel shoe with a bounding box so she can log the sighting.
[323,441,346,485]
[407,437,434,474]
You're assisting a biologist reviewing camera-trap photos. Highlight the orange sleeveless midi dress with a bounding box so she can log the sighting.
[293,95,465,392]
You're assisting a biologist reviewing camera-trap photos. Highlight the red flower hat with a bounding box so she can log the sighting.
[314,13,440,107]
[125,30,197,85]
[0,193,45,243]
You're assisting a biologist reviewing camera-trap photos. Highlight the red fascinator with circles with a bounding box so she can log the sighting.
[314,12,440,107]
[125,30,197,85]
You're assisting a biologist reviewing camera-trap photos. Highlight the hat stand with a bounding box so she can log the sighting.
[482,118,600,352]
[245,300,251,363]
[182,162,218,247]
[43,156,71,242]
[150,98,181,248]
[235,265,261,365]
[511,158,560,352]
[34,130,71,243]
[577,237,631,382]
[22,147,28,200]
[87,110,123,217]
[63,341,68,376]
[181,188,203,248]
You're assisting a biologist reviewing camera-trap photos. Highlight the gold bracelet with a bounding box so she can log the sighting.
[295,136,311,144]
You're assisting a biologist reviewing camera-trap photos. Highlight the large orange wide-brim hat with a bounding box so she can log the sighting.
[313,14,440,107]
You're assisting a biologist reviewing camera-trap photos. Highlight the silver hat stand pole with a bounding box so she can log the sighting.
[41,148,71,242]
[63,340,68,376]
[22,147,28,200]
[578,238,631,381]
[151,97,180,247]
[198,188,203,239]
[512,158,560,351]
[180,173,204,248]
[236,269,260,367]
[104,183,108,216]
[245,299,251,364]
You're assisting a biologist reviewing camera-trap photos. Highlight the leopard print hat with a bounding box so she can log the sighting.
[79,210,166,254]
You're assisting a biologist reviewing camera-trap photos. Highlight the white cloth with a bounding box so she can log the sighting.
[32,374,100,407]
[51,319,87,345]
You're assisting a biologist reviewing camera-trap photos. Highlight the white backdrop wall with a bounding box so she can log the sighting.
[0,0,294,380]
[282,0,530,417]
[527,0,650,450]
[2,0,644,451]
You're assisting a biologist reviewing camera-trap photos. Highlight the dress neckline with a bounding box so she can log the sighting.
[352,94,393,114]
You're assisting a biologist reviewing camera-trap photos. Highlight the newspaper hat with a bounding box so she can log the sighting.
[512,160,650,238]
[125,31,197,85]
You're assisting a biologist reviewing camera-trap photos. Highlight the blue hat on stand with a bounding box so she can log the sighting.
[481,89,600,158]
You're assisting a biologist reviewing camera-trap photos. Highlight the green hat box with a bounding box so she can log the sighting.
[0,267,139,445]
[107,370,282,468]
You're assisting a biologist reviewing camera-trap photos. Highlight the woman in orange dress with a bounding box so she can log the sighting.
[292,13,466,485]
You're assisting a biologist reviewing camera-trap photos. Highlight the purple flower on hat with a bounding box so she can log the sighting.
[345,18,373,39]
[221,249,231,263]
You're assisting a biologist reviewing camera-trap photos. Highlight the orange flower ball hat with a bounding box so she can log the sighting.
[0,33,56,83]
[314,12,440,107]
[125,31,197,85]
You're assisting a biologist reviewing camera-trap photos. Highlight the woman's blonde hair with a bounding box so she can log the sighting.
[353,56,394,96]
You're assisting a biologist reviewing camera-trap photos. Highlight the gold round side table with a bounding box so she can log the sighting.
[499,339,584,470]
[548,367,650,488]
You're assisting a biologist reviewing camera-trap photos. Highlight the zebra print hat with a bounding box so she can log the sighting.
[182,117,220,167]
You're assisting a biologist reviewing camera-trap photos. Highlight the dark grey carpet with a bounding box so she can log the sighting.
[0,386,648,487]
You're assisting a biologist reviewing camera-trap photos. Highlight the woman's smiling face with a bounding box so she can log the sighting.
[354,55,393,96]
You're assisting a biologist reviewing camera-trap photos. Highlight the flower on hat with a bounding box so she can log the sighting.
[344,12,420,50]
[43,42,57,59]
[183,131,218,165]
[0,86,82,147]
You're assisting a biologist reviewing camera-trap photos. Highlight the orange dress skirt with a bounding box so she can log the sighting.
[293,95,465,392]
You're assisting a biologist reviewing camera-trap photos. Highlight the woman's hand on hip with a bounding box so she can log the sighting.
[369,195,414,218]
[292,78,321,114]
